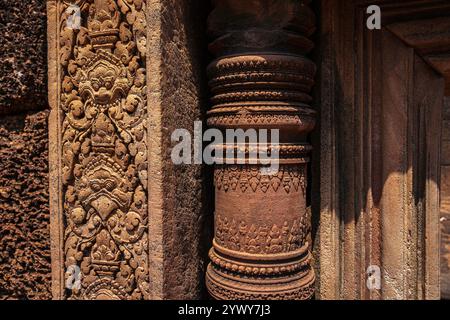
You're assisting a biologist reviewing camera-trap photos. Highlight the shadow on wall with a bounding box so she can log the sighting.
[312,3,448,298]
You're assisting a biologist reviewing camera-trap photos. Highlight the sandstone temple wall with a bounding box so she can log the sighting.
[146,0,212,299]
[441,97,450,299]
[1,0,449,301]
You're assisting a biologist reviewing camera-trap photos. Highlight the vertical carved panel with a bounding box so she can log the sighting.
[205,0,316,300]
[55,0,148,299]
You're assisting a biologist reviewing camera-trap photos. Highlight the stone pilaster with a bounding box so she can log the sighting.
[205,0,317,300]
[47,0,209,300]
[48,0,149,300]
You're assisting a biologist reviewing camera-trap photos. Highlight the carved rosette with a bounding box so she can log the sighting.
[206,0,316,300]
[58,0,148,300]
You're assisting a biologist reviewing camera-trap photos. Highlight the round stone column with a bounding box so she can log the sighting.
[205,0,317,300]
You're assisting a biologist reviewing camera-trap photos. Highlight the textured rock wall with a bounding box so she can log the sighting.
[0,111,51,300]
[0,0,47,115]
[0,0,50,299]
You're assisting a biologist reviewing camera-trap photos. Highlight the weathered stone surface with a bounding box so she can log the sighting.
[0,0,50,300]
[0,111,51,300]
[48,0,210,299]
[0,0,47,115]
[318,0,445,300]
[441,97,450,300]
[156,0,212,299]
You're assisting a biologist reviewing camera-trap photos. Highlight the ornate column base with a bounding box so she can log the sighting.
[206,243,315,300]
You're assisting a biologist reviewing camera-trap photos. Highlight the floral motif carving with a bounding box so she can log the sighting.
[207,113,316,129]
[214,165,307,194]
[58,0,148,300]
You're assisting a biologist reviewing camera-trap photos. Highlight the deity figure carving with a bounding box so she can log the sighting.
[57,0,148,300]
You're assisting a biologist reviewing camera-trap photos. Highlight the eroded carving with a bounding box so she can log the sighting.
[58,0,148,300]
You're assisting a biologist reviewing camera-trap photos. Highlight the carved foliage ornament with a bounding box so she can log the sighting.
[59,0,148,299]
[214,164,307,194]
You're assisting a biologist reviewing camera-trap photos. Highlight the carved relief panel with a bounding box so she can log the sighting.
[49,0,148,299]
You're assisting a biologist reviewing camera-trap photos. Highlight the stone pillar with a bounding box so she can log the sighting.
[205,0,317,300]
